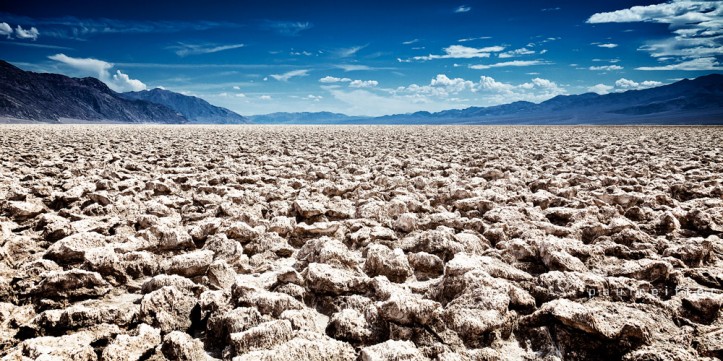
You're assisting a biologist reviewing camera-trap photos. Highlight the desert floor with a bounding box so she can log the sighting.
[1,125,722,360]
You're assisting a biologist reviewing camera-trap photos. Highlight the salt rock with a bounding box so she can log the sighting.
[121,251,161,278]
[364,244,413,283]
[522,299,650,343]
[225,221,260,243]
[304,263,368,295]
[607,259,672,283]
[202,234,245,265]
[279,308,329,334]
[268,216,296,236]
[681,292,722,323]
[360,340,428,361]
[141,274,204,296]
[139,286,197,334]
[36,293,140,330]
[166,250,214,278]
[102,323,161,361]
[207,307,262,343]
[19,331,96,360]
[377,292,441,326]
[406,227,465,262]
[294,221,340,236]
[230,320,293,355]
[394,213,418,233]
[296,237,362,270]
[189,218,221,242]
[326,308,373,342]
[206,259,236,290]
[30,269,110,300]
[46,231,107,263]
[407,252,444,280]
[35,214,73,242]
[5,201,44,221]
[161,331,209,361]
[232,334,356,361]
[234,285,305,317]
[152,224,195,251]
[293,199,326,218]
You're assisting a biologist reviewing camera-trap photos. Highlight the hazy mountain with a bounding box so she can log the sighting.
[368,74,723,124]
[122,88,248,124]
[0,60,187,123]
[1,60,720,125]
[248,112,363,124]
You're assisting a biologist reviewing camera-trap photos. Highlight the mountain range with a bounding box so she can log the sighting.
[121,88,248,124]
[0,60,247,124]
[367,73,723,125]
[248,112,364,124]
[0,59,721,124]
[0,60,186,123]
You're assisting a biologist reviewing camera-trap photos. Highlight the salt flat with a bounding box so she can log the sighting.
[1,125,722,360]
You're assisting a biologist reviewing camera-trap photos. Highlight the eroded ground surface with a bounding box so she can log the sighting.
[1,125,722,361]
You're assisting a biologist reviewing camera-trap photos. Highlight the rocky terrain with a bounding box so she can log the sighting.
[0,125,721,361]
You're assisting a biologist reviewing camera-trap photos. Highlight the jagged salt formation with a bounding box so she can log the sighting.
[0,125,721,360]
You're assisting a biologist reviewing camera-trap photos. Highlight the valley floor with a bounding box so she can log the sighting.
[0,125,722,360]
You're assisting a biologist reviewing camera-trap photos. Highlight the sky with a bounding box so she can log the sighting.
[1,0,721,116]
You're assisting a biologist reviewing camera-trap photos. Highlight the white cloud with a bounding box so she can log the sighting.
[597,43,618,48]
[15,25,39,40]
[588,84,614,94]
[458,36,492,42]
[335,64,376,71]
[636,56,721,70]
[587,0,723,67]
[235,93,246,98]
[614,78,663,89]
[411,45,505,61]
[270,69,309,81]
[396,74,564,103]
[586,1,719,24]
[49,53,113,77]
[168,42,244,57]
[589,65,624,71]
[349,80,379,88]
[0,22,12,38]
[306,94,323,101]
[263,21,312,36]
[319,76,352,83]
[112,70,146,91]
[335,45,367,57]
[455,5,471,13]
[48,53,147,92]
[315,74,567,116]
[403,39,419,45]
[477,76,566,103]
[233,86,241,90]
[395,74,476,98]
[259,95,272,100]
[498,48,535,58]
[589,78,666,94]
[469,60,548,69]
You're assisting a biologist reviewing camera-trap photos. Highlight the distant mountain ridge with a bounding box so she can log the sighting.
[248,111,364,124]
[122,88,248,124]
[0,60,186,123]
[245,74,722,125]
[366,74,723,124]
[1,58,721,125]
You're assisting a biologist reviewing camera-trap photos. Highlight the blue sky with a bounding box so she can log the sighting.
[1,0,721,116]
